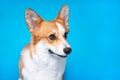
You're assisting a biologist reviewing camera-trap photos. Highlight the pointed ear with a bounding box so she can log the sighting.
[56,5,69,27]
[25,8,43,33]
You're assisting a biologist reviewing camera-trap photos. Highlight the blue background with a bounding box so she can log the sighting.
[0,0,120,80]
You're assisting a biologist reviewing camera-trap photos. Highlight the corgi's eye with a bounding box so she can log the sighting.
[48,34,56,40]
[64,33,68,38]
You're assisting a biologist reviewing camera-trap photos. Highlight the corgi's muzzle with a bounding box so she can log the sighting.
[48,47,72,58]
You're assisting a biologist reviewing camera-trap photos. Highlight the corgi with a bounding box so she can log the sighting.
[19,5,72,80]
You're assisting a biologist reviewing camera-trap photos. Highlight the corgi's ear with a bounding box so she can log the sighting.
[56,5,69,28]
[25,8,43,33]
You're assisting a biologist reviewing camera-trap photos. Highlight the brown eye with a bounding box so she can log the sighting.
[48,34,56,40]
[64,33,68,39]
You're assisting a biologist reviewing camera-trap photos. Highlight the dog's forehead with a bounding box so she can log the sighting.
[40,21,65,34]
[40,21,57,34]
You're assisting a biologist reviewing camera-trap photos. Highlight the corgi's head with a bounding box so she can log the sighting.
[25,5,72,58]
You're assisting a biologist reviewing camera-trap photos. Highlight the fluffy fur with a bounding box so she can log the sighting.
[19,5,71,80]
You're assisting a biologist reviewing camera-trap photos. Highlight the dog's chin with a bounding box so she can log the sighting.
[48,49,67,58]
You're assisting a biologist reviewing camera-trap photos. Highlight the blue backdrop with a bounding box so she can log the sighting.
[0,0,120,80]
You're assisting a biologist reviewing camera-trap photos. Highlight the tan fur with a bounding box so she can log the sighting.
[31,21,68,45]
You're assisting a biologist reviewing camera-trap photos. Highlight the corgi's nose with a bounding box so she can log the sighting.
[63,47,72,55]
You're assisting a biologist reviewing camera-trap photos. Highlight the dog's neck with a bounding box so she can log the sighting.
[21,44,66,80]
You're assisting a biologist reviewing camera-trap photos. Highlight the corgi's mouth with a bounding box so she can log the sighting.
[48,49,67,58]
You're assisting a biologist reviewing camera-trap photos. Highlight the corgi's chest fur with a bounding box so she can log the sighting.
[21,47,66,80]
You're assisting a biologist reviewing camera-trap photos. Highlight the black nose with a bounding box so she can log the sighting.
[63,47,72,55]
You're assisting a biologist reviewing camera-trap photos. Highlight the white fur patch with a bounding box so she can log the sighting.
[21,41,66,80]
[56,22,65,35]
